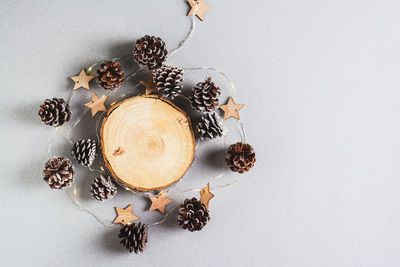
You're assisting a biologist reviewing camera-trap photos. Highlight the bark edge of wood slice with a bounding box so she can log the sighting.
[101,95,195,192]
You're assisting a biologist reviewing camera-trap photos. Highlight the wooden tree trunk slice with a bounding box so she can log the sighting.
[101,95,195,192]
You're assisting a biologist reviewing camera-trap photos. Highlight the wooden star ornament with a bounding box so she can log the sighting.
[140,73,159,95]
[220,97,245,120]
[200,183,214,209]
[148,191,173,214]
[187,0,212,21]
[84,93,107,117]
[113,204,139,225]
[70,69,94,91]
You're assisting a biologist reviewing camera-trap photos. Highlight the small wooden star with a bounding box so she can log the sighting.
[148,191,173,214]
[200,183,214,209]
[140,73,159,95]
[70,69,94,91]
[84,93,107,117]
[113,204,139,225]
[187,0,212,21]
[220,97,245,120]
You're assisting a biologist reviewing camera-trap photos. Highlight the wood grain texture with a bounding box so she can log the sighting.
[101,95,195,192]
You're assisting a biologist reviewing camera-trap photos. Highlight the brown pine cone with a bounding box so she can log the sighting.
[189,77,221,113]
[71,139,96,167]
[38,98,71,127]
[133,35,168,69]
[197,112,224,140]
[96,60,125,90]
[177,197,210,232]
[119,222,148,253]
[152,66,184,99]
[42,157,75,189]
[90,175,117,201]
[226,142,256,173]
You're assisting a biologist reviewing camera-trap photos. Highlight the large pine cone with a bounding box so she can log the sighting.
[153,66,184,99]
[189,77,221,113]
[177,197,210,232]
[226,142,256,173]
[90,175,117,201]
[96,60,125,90]
[133,35,168,69]
[43,157,75,189]
[197,112,224,140]
[38,98,71,127]
[71,139,96,167]
[119,222,148,253]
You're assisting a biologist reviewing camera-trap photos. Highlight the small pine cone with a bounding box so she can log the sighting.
[71,139,96,167]
[197,112,224,140]
[226,142,256,173]
[38,98,71,127]
[90,175,117,201]
[152,66,184,99]
[189,77,221,113]
[177,197,210,232]
[119,222,148,253]
[96,60,125,90]
[42,157,75,189]
[133,35,168,69]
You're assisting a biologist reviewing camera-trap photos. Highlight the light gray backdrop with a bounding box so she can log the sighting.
[1,0,400,266]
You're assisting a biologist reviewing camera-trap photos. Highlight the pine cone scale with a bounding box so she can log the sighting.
[189,77,221,113]
[90,175,117,201]
[134,35,168,69]
[177,198,210,232]
[39,98,71,127]
[43,157,75,189]
[119,223,148,253]
[226,142,256,173]
[96,60,125,91]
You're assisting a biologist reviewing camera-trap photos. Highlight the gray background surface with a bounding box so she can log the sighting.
[1,0,400,266]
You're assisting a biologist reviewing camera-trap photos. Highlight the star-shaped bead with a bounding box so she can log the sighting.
[84,93,107,117]
[140,73,159,95]
[220,97,245,120]
[187,0,212,21]
[200,183,214,209]
[148,191,173,214]
[70,69,94,91]
[113,204,139,225]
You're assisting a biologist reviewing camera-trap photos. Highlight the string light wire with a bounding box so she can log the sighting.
[46,13,248,227]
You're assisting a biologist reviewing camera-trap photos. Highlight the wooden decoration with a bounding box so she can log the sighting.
[187,0,212,21]
[70,69,94,91]
[101,95,195,192]
[140,73,159,95]
[113,204,139,225]
[200,183,214,209]
[84,93,107,117]
[148,191,173,214]
[220,97,245,120]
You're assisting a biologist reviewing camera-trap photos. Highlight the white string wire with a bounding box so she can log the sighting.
[70,183,115,227]
[47,127,58,159]
[168,15,196,58]
[49,6,248,228]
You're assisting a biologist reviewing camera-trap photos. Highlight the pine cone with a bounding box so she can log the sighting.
[90,175,117,201]
[133,35,168,69]
[71,139,96,167]
[42,157,75,189]
[177,197,210,232]
[226,142,256,173]
[96,60,125,90]
[38,98,71,127]
[189,77,221,113]
[152,66,184,99]
[119,222,148,253]
[197,112,224,140]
